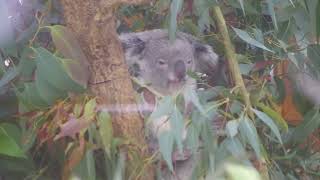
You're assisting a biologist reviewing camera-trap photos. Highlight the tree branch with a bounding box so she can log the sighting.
[212,6,253,118]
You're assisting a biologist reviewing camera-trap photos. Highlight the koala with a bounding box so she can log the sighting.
[119,29,221,179]
[119,29,221,95]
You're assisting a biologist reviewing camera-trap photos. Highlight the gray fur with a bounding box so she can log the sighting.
[119,29,220,95]
[119,29,220,179]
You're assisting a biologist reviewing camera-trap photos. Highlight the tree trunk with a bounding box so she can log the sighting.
[59,0,153,179]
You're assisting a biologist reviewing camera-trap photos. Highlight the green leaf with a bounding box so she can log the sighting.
[193,0,214,32]
[97,111,113,152]
[232,27,274,52]
[256,103,288,132]
[316,1,320,42]
[86,149,96,180]
[18,82,49,109]
[149,96,174,120]
[183,85,206,115]
[238,0,245,15]
[20,120,37,152]
[158,131,174,171]
[239,64,253,75]
[1,123,22,146]
[0,67,19,89]
[0,126,26,158]
[224,163,261,180]
[34,47,84,93]
[16,20,38,44]
[19,47,37,78]
[252,108,283,144]
[35,70,67,105]
[185,123,200,153]
[307,44,320,69]
[239,115,262,159]
[113,152,126,180]
[226,120,239,138]
[223,137,250,165]
[181,19,200,35]
[0,91,17,119]
[49,25,89,88]
[291,108,320,143]
[83,98,97,120]
[171,106,184,152]
[0,1,15,49]
[169,0,183,41]
[266,0,278,30]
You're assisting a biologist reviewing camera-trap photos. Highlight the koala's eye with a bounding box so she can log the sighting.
[157,59,166,66]
[187,60,192,64]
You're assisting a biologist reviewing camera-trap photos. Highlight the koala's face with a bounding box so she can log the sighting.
[140,39,195,94]
[120,29,219,95]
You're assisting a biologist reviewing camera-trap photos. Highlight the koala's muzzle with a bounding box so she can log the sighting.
[170,60,186,82]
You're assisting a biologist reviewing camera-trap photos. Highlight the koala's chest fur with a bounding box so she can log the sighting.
[119,29,220,95]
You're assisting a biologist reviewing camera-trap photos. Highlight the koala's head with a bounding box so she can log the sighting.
[120,30,219,95]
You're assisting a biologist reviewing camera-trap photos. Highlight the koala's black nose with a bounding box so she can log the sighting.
[174,60,186,81]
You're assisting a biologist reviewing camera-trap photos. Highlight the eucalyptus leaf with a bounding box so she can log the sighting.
[34,47,84,93]
[149,96,174,120]
[232,27,274,52]
[266,0,278,30]
[169,0,183,41]
[0,67,19,89]
[18,82,49,109]
[113,152,125,180]
[239,115,262,159]
[223,137,251,165]
[49,25,89,88]
[224,163,261,180]
[0,126,26,158]
[226,120,239,138]
[0,1,15,49]
[86,149,96,180]
[307,44,320,70]
[252,108,283,144]
[35,69,67,105]
[291,108,320,143]
[193,0,213,32]
[184,85,206,115]
[316,1,320,42]
[171,106,184,152]
[185,123,200,153]
[98,111,113,153]
[237,0,245,15]
[158,131,174,171]
[83,98,97,120]
[256,103,288,132]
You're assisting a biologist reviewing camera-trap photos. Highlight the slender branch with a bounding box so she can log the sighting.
[212,6,253,118]
[212,6,270,180]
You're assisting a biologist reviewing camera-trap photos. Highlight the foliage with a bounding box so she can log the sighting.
[0,0,320,179]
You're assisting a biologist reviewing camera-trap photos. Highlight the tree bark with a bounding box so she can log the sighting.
[59,0,153,179]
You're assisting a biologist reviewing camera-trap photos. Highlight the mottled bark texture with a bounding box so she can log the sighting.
[59,0,153,179]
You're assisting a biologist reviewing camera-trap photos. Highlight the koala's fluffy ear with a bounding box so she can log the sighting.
[193,43,227,86]
[119,34,147,78]
[119,35,146,59]
[193,42,219,69]
[177,32,220,74]
[193,43,219,73]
